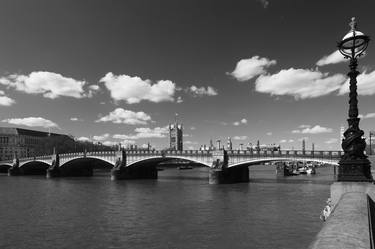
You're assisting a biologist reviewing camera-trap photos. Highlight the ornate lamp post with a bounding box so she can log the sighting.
[337,17,372,182]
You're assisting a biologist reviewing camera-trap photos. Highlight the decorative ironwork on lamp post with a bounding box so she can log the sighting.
[337,17,372,182]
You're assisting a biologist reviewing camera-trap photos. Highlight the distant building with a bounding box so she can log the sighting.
[169,121,183,151]
[302,139,306,152]
[227,137,232,150]
[0,127,72,161]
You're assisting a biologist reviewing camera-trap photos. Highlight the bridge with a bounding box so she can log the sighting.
[0,149,341,184]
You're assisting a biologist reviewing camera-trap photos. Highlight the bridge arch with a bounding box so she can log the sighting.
[59,156,115,177]
[18,160,50,175]
[0,163,12,173]
[60,156,115,168]
[127,156,212,168]
[228,157,339,168]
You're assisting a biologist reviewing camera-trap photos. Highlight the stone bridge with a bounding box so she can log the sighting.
[0,149,341,184]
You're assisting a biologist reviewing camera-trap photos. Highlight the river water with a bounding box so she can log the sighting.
[0,165,334,249]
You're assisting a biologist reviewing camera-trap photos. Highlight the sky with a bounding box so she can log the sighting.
[0,0,374,150]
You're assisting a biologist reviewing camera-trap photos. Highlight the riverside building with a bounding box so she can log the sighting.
[0,127,72,160]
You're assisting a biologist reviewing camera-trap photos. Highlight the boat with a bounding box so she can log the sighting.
[306,167,316,175]
[297,166,307,174]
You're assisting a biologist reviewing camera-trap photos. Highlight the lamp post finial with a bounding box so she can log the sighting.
[349,17,357,31]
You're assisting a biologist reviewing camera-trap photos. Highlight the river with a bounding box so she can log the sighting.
[0,165,334,249]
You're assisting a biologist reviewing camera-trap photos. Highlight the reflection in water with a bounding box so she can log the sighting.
[0,165,334,249]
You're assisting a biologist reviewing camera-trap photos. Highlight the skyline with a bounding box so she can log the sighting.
[0,0,375,150]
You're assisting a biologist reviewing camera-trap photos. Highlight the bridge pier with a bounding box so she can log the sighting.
[110,149,157,180]
[209,167,249,184]
[8,158,23,176]
[209,150,249,184]
[46,153,60,178]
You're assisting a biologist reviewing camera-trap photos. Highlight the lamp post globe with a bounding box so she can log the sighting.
[337,17,372,182]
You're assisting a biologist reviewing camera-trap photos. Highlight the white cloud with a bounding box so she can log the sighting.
[176,96,183,103]
[266,132,272,136]
[228,56,276,81]
[233,118,247,126]
[77,136,90,142]
[292,125,332,134]
[88,85,100,91]
[325,138,338,144]
[288,139,294,143]
[0,71,87,99]
[134,127,169,138]
[359,113,375,119]
[298,124,311,129]
[96,108,151,125]
[316,50,347,66]
[113,126,168,140]
[2,117,59,128]
[70,117,84,122]
[100,72,175,104]
[190,126,196,130]
[102,141,117,146]
[255,68,346,99]
[233,136,248,140]
[280,139,287,143]
[0,91,15,106]
[121,140,136,145]
[188,85,218,97]
[93,133,110,141]
[185,141,198,145]
[339,70,375,96]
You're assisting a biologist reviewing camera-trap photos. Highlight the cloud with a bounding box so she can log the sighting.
[0,71,88,99]
[0,90,15,106]
[93,133,110,141]
[266,132,272,136]
[339,70,375,96]
[228,56,276,81]
[280,139,295,143]
[100,72,175,104]
[2,117,59,128]
[113,126,169,140]
[316,50,347,66]
[96,108,151,125]
[233,136,248,140]
[359,113,375,119]
[255,68,346,99]
[190,126,196,130]
[70,117,83,122]
[77,136,90,142]
[233,118,247,126]
[88,85,100,91]
[188,85,218,97]
[292,125,333,134]
[185,141,198,145]
[325,138,338,144]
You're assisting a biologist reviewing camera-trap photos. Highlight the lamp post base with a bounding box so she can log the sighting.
[338,158,373,182]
